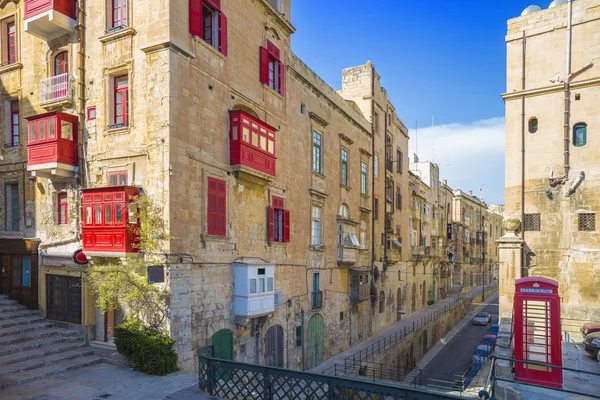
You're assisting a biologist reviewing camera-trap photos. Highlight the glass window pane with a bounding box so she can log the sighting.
[267,277,274,292]
[232,125,238,141]
[61,121,73,140]
[39,121,45,140]
[128,204,137,224]
[119,174,127,185]
[115,204,123,223]
[105,205,112,224]
[48,119,55,138]
[250,279,256,294]
[260,135,267,151]
[85,206,92,224]
[242,127,250,142]
[252,131,259,147]
[95,205,102,224]
[268,140,274,154]
[259,277,265,293]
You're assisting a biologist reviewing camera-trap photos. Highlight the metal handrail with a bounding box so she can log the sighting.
[40,73,73,104]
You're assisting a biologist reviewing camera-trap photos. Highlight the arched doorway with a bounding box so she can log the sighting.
[422,281,427,306]
[264,324,284,367]
[396,287,402,321]
[211,329,233,361]
[412,282,417,312]
[307,314,324,369]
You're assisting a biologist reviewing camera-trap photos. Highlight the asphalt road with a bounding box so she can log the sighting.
[417,300,499,389]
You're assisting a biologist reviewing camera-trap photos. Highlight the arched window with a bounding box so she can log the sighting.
[379,291,385,313]
[573,123,587,147]
[339,204,350,219]
[528,117,538,134]
[54,51,68,76]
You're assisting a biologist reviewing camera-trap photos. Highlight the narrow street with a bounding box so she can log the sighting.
[417,296,499,390]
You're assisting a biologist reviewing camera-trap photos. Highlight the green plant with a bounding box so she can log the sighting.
[358,365,368,376]
[114,320,178,375]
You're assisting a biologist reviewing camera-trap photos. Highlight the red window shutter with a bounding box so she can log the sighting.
[218,12,228,55]
[189,0,203,37]
[268,206,275,241]
[273,196,284,209]
[283,210,291,243]
[207,178,226,236]
[260,46,270,85]
[279,62,285,96]
[216,179,227,236]
[266,40,280,59]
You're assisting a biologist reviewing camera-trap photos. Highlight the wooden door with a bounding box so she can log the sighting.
[46,275,82,324]
[264,324,284,367]
[307,313,324,369]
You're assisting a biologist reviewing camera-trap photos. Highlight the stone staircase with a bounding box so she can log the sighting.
[0,294,103,390]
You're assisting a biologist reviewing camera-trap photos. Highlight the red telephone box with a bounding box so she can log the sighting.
[513,277,562,388]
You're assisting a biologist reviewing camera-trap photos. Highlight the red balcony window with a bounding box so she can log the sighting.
[26,112,78,177]
[229,110,276,177]
[81,186,140,257]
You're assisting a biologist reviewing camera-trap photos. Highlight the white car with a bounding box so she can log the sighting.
[472,312,492,326]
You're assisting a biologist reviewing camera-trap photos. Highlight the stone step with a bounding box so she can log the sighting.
[0,309,40,321]
[0,327,79,347]
[0,354,103,390]
[0,294,8,300]
[0,315,45,330]
[0,321,55,338]
[0,336,74,357]
[0,304,28,313]
[0,340,87,367]
[0,348,96,378]
[0,299,18,307]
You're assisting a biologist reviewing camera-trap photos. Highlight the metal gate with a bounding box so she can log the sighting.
[46,275,82,324]
[307,313,324,369]
[264,324,284,367]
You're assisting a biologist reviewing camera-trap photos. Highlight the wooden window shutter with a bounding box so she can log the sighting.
[218,13,228,55]
[216,179,227,236]
[278,62,285,95]
[268,206,275,241]
[189,0,203,37]
[207,178,218,234]
[283,210,291,242]
[260,46,270,85]
[266,40,280,58]
[208,177,226,236]
[273,196,284,209]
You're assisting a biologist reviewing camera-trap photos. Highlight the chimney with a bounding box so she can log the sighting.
[468,190,473,197]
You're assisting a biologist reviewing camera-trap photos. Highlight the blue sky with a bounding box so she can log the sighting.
[290,0,552,205]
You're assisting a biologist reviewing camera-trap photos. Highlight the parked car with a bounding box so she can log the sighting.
[584,331,600,358]
[472,312,491,326]
[581,322,600,339]
[472,344,492,365]
[480,334,497,352]
[488,324,500,336]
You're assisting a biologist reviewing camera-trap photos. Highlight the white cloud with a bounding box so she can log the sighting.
[408,117,506,205]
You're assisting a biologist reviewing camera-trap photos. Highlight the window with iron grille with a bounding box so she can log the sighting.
[578,213,596,231]
[524,213,540,231]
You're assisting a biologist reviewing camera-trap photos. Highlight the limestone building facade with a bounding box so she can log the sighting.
[502,0,600,330]
[0,0,502,372]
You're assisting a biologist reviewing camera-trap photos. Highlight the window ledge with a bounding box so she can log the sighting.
[263,84,284,99]
[0,231,24,239]
[3,143,20,150]
[99,27,136,44]
[340,184,352,191]
[359,249,370,254]
[106,125,130,135]
[312,171,326,179]
[360,194,369,199]
[201,234,231,243]
[268,240,288,247]
[193,35,226,59]
[309,245,326,252]
[0,62,22,75]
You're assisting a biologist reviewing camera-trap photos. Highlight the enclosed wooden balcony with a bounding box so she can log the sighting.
[26,112,78,179]
[81,186,140,257]
[229,110,276,183]
[24,0,77,40]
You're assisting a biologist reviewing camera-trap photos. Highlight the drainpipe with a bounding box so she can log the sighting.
[371,64,376,270]
[520,30,527,278]
[77,0,88,188]
[384,104,389,267]
[563,0,573,183]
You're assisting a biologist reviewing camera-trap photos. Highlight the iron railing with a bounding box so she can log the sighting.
[40,73,73,104]
[197,345,464,399]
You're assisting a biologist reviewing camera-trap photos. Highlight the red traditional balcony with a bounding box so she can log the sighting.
[26,111,78,179]
[24,0,77,41]
[81,186,140,258]
[229,110,277,183]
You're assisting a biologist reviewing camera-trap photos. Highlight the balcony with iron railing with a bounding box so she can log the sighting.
[40,73,73,106]
[337,246,358,266]
[311,291,323,309]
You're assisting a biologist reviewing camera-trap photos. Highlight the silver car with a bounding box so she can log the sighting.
[472,312,491,326]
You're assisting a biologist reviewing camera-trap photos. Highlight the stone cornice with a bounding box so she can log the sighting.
[338,133,354,145]
[256,0,296,35]
[309,112,329,127]
[0,0,18,8]
[140,40,195,60]
[502,77,600,101]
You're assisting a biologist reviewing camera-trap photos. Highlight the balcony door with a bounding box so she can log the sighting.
[53,52,68,99]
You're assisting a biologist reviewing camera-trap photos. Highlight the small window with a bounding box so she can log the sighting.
[312,131,322,174]
[87,106,96,120]
[190,0,228,55]
[260,40,284,95]
[379,291,385,313]
[578,213,595,231]
[108,172,128,186]
[113,75,129,126]
[374,155,379,178]
[339,204,350,219]
[111,0,128,29]
[361,161,368,195]
[311,205,322,246]
[528,117,538,134]
[397,150,403,174]
[573,123,587,147]
[524,213,541,231]
[6,21,16,65]
[300,104,306,115]
[54,51,68,76]
[4,183,19,231]
[57,193,68,225]
[340,312,344,321]
[9,100,19,147]
[295,326,302,347]
[340,149,349,186]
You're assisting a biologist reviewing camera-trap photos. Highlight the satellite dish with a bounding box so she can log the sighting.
[522,5,542,15]
[549,0,568,8]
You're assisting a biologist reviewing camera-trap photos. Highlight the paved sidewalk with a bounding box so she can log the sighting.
[311,284,497,374]
[0,362,198,400]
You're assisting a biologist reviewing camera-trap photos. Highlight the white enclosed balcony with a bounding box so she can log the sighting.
[40,73,73,106]
[233,260,275,319]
